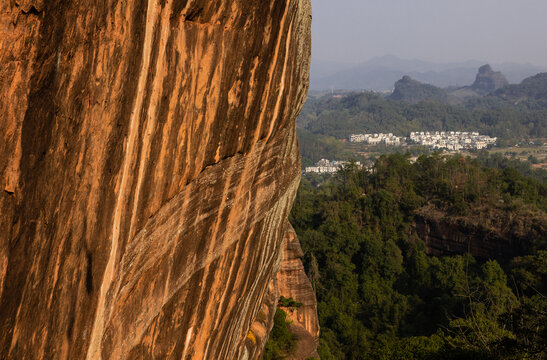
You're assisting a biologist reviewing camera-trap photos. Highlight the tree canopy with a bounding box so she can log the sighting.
[291,154,547,360]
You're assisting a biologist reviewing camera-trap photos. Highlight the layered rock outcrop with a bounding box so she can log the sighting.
[276,225,319,360]
[0,0,311,359]
[415,206,546,259]
[238,224,319,360]
[416,215,522,258]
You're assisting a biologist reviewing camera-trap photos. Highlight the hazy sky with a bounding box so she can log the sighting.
[311,0,547,65]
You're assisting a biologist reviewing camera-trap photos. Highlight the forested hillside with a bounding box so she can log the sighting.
[389,76,448,104]
[492,73,547,101]
[298,91,547,141]
[291,154,547,359]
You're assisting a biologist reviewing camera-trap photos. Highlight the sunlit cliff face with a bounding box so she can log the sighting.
[0,0,311,359]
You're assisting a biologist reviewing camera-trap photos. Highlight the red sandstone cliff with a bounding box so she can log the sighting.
[415,205,546,259]
[243,224,319,359]
[276,225,319,360]
[0,0,311,359]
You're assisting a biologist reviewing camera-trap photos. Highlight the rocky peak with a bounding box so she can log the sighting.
[401,75,413,82]
[478,64,494,74]
[471,64,509,94]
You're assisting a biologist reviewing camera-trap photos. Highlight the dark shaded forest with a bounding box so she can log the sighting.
[290,154,547,359]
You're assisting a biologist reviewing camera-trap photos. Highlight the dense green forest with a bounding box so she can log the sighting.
[298,92,547,141]
[473,152,547,183]
[290,154,547,359]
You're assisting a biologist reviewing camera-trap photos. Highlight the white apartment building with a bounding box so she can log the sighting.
[409,131,496,151]
[305,159,362,174]
[349,133,403,146]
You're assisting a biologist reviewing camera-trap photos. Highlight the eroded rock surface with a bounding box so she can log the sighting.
[237,224,320,360]
[0,0,311,359]
[243,264,281,359]
[415,206,546,259]
[276,224,319,359]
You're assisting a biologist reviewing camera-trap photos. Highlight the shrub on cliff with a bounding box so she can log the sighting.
[264,309,296,360]
[279,296,303,308]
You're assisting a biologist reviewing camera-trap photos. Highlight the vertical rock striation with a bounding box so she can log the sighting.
[243,224,319,359]
[0,0,311,359]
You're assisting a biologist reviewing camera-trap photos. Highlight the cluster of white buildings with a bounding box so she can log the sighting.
[349,133,403,145]
[304,159,362,174]
[409,131,497,150]
[348,131,497,151]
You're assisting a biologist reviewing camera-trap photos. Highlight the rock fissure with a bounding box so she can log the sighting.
[20,6,42,16]
[182,7,203,22]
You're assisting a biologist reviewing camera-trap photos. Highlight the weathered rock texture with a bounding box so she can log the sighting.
[245,279,278,360]
[0,0,311,359]
[233,224,320,360]
[416,215,522,258]
[276,225,319,360]
[244,253,281,360]
[415,206,546,259]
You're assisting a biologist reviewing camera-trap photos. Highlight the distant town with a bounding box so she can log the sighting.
[349,131,497,151]
[305,131,500,174]
[305,159,363,174]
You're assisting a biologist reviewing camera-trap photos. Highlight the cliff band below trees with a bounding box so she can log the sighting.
[414,205,546,259]
[0,0,311,359]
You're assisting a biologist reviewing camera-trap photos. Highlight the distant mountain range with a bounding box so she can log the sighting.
[387,65,547,105]
[311,55,547,91]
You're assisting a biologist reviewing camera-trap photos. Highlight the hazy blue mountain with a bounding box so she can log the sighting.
[498,63,547,84]
[491,73,547,101]
[310,59,355,79]
[311,55,547,91]
[387,65,516,105]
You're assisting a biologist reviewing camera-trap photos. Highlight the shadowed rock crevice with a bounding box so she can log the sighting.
[86,252,93,294]
[183,7,203,22]
[20,6,42,15]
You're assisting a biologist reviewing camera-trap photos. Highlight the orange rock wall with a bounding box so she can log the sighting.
[243,224,320,360]
[0,0,311,359]
[244,266,281,359]
[276,224,319,359]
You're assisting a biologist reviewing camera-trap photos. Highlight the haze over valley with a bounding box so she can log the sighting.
[310,55,547,91]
